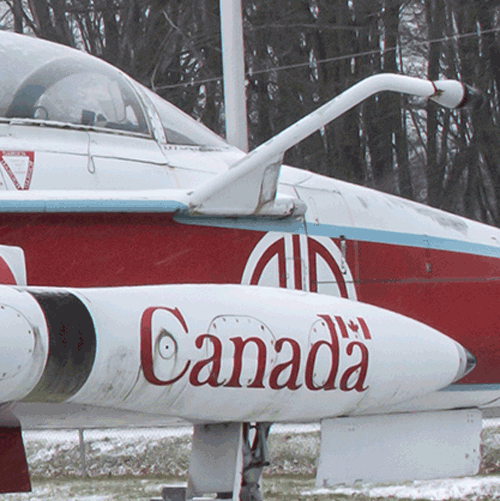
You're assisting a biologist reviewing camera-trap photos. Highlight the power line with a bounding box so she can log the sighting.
[155,26,500,91]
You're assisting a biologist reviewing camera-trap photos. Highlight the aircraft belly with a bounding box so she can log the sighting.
[9,402,190,429]
[365,387,500,415]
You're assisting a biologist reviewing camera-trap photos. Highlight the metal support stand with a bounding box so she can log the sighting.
[153,422,272,501]
[240,423,271,501]
[151,485,186,501]
[78,429,87,478]
[316,410,482,486]
[186,422,243,500]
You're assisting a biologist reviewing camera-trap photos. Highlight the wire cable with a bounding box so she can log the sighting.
[154,26,500,90]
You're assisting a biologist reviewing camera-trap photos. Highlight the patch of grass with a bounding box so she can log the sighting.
[480,427,500,474]
[26,434,192,478]
[266,432,320,475]
[25,430,320,479]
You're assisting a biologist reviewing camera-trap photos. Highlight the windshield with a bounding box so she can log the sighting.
[0,33,149,135]
[141,85,229,148]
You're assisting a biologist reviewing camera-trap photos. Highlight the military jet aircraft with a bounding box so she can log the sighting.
[0,8,494,501]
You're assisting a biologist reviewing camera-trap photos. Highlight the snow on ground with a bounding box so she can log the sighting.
[23,426,193,444]
[300,418,500,500]
[5,420,500,500]
[1,478,173,501]
[483,418,500,429]
[306,477,500,500]
[20,423,321,479]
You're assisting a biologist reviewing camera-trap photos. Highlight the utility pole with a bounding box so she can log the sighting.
[220,0,249,152]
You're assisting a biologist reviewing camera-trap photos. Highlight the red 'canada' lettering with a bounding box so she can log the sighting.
[269,338,302,390]
[140,308,370,393]
[339,342,369,391]
[140,307,191,386]
[189,334,225,387]
[305,315,340,391]
[226,336,267,388]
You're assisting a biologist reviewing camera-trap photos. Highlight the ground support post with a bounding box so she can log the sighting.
[187,422,244,500]
[316,408,482,487]
[150,484,187,501]
[240,423,271,501]
[153,422,272,501]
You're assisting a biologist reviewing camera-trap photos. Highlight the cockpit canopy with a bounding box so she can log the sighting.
[5,56,149,135]
[0,32,227,147]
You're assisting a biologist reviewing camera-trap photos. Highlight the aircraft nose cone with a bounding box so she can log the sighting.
[464,348,477,376]
[452,343,477,383]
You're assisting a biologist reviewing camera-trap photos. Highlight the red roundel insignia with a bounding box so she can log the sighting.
[241,233,357,299]
[0,257,16,285]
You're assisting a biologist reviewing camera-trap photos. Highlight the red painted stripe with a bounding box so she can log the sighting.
[308,238,349,298]
[308,238,318,293]
[318,314,340,341]
[0,213,263,287]
[292,234,302,290]
[250,237,287,288]
[357,317,372,340]
[335,316,350,338]
[0,257,16,285]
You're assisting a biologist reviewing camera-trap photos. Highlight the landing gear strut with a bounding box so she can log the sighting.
[240,423,272,501]
[156,422,273,501]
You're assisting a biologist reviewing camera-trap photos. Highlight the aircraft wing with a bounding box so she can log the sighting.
[0,180,306,218]
[0,189,190,213]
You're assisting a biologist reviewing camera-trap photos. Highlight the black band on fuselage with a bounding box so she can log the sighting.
[23,291,96,403]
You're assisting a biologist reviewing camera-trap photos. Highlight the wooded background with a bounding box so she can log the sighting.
[1,0,500,224]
